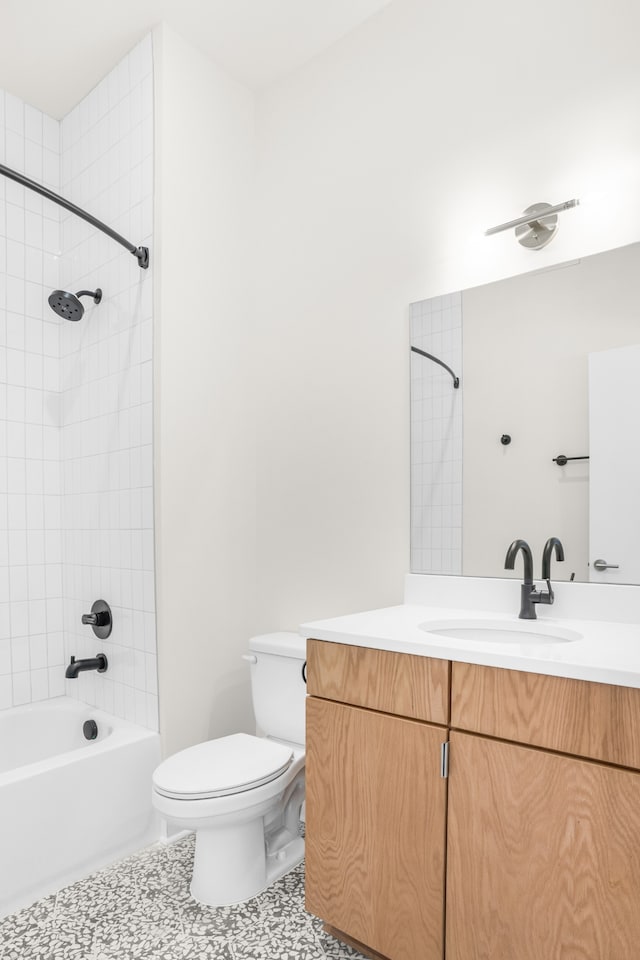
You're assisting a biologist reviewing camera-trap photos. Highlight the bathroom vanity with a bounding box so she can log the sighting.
[302,576,640,960]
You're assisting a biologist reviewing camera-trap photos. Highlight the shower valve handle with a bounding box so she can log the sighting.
[81,600,113,639]
[82,611,108,626]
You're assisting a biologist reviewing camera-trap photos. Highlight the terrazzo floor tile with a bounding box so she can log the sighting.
[0,835,369,959]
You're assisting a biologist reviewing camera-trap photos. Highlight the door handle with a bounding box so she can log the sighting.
[593,558,620,571]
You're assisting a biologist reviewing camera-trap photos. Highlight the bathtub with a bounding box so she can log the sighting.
[0,697,161,918]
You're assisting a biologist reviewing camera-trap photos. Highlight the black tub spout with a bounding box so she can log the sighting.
[65,654,108,679]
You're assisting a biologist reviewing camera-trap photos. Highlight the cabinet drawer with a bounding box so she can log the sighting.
[306,639,449,724]
[452,662,640,769]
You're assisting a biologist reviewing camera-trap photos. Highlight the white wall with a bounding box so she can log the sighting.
[150,0,640,753]
[153,25,257,756]
[253,0,640,629]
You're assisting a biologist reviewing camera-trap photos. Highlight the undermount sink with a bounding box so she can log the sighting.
[418,618,582,645]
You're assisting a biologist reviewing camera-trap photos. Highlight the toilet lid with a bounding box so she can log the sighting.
[152,733,294,800]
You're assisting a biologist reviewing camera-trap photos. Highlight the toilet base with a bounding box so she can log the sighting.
[190,822,304,907]
[153,747,306,908]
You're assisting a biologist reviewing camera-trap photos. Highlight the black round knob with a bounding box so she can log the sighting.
[500,434,512,445]
[83,720,98,741]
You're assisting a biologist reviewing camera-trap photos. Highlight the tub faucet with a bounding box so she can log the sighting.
[65,654,108,679]
[504,539,550,620]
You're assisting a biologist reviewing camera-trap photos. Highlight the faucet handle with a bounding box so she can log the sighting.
[536,578,555,605]
[81,600,112,639]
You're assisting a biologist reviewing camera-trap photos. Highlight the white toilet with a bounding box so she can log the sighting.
[152,632,307,907]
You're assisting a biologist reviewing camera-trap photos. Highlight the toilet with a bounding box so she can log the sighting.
[151,632,307,907]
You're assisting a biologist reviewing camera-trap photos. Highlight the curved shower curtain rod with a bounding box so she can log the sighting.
[0,162,149,269]
[411,345,460,388]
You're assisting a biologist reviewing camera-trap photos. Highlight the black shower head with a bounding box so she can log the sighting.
[48,288,102,321]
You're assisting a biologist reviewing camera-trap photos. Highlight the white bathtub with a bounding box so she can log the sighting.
[0,697,161,918]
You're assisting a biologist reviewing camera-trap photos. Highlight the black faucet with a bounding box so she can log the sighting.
[65,654,108,679]
[504,539,544,619]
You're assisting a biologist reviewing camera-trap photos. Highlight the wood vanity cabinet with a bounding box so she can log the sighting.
[305,639,450,960]
[305,643,640,960]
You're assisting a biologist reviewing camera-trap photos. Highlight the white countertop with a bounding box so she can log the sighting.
[299,575,640,689]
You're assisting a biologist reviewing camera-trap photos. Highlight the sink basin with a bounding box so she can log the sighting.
[418,618,582,645]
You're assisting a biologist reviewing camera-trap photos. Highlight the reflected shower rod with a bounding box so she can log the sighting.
[411,346,460,388]
[0,162,149,269]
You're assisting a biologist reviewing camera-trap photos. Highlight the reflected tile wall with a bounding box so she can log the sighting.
[410,293,463,575]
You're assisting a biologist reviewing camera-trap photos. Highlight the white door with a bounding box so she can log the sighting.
[588,344,640,583]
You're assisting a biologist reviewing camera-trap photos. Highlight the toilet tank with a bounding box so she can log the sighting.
[248,633,307,746]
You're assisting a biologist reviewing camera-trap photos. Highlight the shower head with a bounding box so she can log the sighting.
[48,288,102,321]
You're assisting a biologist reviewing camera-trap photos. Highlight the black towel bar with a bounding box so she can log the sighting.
[552,454,589,466]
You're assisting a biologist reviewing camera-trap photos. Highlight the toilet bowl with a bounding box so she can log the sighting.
[152,633,307,906]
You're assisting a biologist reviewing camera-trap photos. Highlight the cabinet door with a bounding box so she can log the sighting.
[446,731,640,960]
[305,696,447,960]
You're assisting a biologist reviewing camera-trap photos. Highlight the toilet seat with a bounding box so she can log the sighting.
[152,733,293,801]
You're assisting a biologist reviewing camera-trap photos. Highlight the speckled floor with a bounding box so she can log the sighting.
[0,834,367,959]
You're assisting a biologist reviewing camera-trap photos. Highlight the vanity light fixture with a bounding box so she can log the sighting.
[485,198,580,250]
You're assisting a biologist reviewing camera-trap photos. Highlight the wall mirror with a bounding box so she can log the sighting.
[410,241,640,585]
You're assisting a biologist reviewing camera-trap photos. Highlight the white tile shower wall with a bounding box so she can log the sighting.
[0,88,65,711]
[59,37,157,730]
[410,294,462,575]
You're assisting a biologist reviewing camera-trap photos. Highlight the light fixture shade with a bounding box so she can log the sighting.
[485,198,579,249]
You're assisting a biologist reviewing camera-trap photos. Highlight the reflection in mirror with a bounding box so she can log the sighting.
[410,242,640,585]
